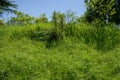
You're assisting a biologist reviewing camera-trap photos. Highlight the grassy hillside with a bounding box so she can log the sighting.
[0,23,120,80]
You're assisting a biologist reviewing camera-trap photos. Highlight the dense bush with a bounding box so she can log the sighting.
[64,23,120,51]
[9,23,120,51]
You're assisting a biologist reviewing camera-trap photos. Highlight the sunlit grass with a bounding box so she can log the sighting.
[0,23,120,80]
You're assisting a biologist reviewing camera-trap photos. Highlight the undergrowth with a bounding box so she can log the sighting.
[9,23,120,51]
[0,23,120,80]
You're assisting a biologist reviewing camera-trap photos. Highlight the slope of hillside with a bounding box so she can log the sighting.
[0,24,120,80]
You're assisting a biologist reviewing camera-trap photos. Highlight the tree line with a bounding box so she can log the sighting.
[84,0,120,24]
[0,0,120,25]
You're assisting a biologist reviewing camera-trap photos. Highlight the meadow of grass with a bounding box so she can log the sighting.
[0,23,120,80]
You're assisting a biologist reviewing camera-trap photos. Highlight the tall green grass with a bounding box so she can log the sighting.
[0,23,120,80]
[9,23,120,50]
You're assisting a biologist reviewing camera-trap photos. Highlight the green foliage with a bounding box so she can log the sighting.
[35,13,48,24]
[88,25,119,50]
[8,11,34,25]
[0,0,17,16]
[84,0,120,24]
[52,11,66,40]
[0,29,120,80]
[0,1,120,79]
[8,11,49,26]
[65,10,77,23]
[111,0,120,24]
[0,19,5,25]
[9,22,120,51]
[10,25,50,41]
[0,22,120,80]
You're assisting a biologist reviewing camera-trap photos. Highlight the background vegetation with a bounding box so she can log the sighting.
[0,0,120,80]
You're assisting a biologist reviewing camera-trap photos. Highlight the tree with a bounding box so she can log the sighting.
[8,11,34,25]
[84,0,117,24]
[65,10,76,23]
[0,0,17,16]
[51,11,66,39]
[111,0,120,24]
[52,11,66,30]
[52,11,57,30]
[35,13,48,24]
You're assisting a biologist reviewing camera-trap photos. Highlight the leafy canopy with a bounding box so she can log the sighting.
[84,0,120,24]
[0,0,17,16]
